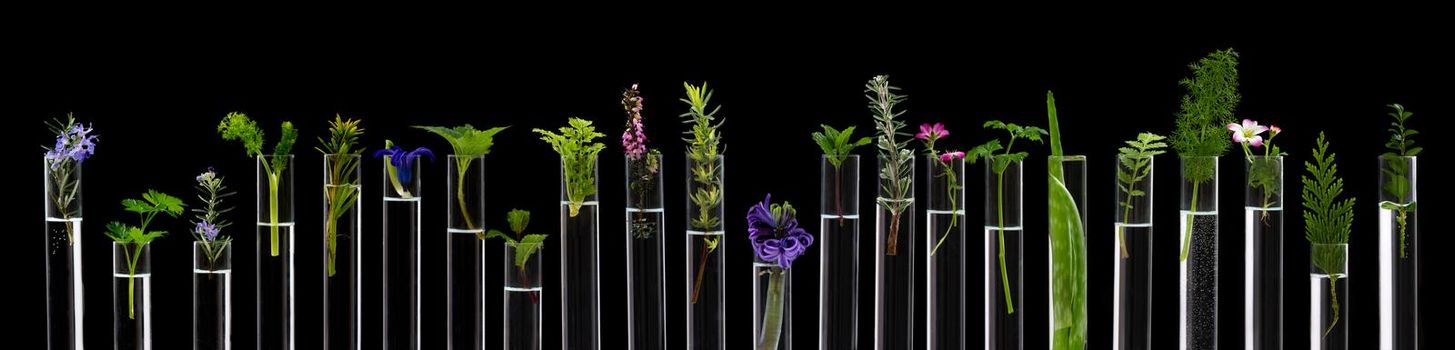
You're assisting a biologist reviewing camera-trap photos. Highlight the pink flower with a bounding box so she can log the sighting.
[939,150,965,163]
[1226,119,1268,148]
[916,122,948,141]
[1269,125,1281,136]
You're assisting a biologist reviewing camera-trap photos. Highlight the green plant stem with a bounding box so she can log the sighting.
[269,172,280,257]
[1398,208,1408,258]
[124,244,141,319]
[50,168,80,245]
[325,217,337,276]
[834,168,844,226]
[757,270,786,350]
[1118,194,1133,258]
[929,165,959,256]
[1179,183,1199,262]
[997,171,1014,314]
[454,166,482,240]
[1325,275,1340,337]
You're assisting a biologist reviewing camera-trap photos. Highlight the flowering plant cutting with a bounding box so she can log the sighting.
[623,84,663,238]
[747,194,813,350]
[1229,118,1286,222]
[918,122,965,256]
[44,114,97,245]
[192,168,234,270]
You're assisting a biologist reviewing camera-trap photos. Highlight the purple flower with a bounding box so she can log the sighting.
[195,221,220,242]
[916,122,948,142]
[622,84,648,160]
[747,194,814,269]
[373,143,434,183]
[939,150,966,163]
[45,122,97,168]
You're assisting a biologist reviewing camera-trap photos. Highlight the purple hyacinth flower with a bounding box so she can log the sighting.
[747,194,814,269]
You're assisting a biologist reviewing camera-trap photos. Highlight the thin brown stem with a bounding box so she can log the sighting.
[691,239,711,304]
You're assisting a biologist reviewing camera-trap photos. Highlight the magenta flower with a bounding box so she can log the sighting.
[939,150,965,163]
[1269,125,1281,136]
[1227,119,1269,147]
[916,122,948,141]
[622,84,648,160]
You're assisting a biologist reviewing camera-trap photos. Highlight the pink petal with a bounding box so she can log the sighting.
[1248,135,1264,147]
[1227,123,1242,132]
[1231,132,1247,143]
[1242,119,1258,129]
[1250,124,1268,135]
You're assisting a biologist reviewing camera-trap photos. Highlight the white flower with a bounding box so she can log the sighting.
[1227,119,1268,147]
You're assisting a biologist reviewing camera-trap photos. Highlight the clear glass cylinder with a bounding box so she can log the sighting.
[819,155,860,350]
[875,155,915,350]
[1048,155,1087,349]
[323,154,361,350]
[560,155,601,349]
[446,155,485,350]
[194,242,232,350]
[753,261,792,350]
[256,154,295,350]
[382,156,422,349]
[113,243,152,350]
[1377,155,1417,350]
[45,158,84,350]
[685,154,725,350]
[625,153,667,349]
[985,160,1023,350]
[1244,155,1283,350]
[926,155,965,349]
[1113,155,1153,350]
[1310,243,1348,350]
[505,243,544,350]
[1178,155,1218,350]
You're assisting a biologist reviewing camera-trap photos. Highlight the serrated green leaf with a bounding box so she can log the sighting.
[484,229,513,243]
[512,234,548,268]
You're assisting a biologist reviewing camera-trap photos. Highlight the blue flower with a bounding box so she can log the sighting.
[46,122,97,168]
[195,221,220,242]
[373,144,434,183]
[747,194,814,269]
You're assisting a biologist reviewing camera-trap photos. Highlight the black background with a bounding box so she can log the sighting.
[17,31,1447,349]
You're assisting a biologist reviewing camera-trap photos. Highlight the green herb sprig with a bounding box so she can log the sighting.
[1302,132,1355,337]
[1116,132,1167,257]
[868,75,914,256]
[1380,104,1419,258]
[218,112,297,256]
[106,190,186,319]
[415,124,508,234]
[318,115,364,276]
[812,124,871,225]
[1171,49,1241,262]
[535,118,606,217]
[970,119,1046,315]
[681,82,725,304]
[485,209,547,304]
